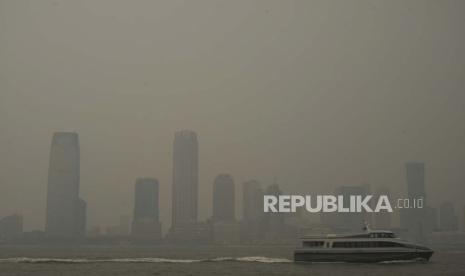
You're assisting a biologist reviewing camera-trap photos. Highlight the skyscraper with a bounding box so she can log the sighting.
[133,178,159,221]
[463,204,465,232]
[374,186,391,229]
[241,180,264,241]
[263,182,285,239]
[45,132,86,238]
[402,162,427,241]
[424,206,438,233]
[212,174,235,222]
[0,214,23,240]
[119,214,130,236]
[131,178,161,240]
[335,185,369,232]
[406,162,426,201]
[171,130,198,227]
[242,180,263,223]
[211,174,239,243]
[76,198,87,237]
[439,201,458,231]
[321,184,371,232]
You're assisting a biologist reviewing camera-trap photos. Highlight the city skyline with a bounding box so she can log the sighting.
[0,128,463,243]
[1,1,464,275]
[1,1,464,233]
[1,129,464,234]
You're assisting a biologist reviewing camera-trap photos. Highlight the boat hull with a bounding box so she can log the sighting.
[294,250,433,263]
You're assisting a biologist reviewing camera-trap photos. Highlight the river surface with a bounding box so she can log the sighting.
[0,245,464,275]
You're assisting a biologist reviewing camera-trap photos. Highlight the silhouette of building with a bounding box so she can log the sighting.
[400,162,427,241]
[321,185,370,232]
[406,162,426,201]
[338,185,370,232]
[106,225,122,237]
[169,130,199,241]
[241,180,264,242]
[168,221,212,243]
[103,215,130,238]
[76,198,87,237]
[211,174,238,243]
[439,201,458,231]
[263,182,285,239]
[119,214,130,236]
[87,226,101,238]
[421,206,437,234]
[0,214,23,240]
[131,178,161,241]
[212,174,235,222]
[45,132,86,239]
[320,209,339,231]
[212,220,240,244]
[374,186,391,229]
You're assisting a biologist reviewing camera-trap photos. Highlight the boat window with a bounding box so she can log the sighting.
[333,241,404,248]
[375,241,403,247]
[303,241,324,247]
[370,232,396,238]
[333,242,361,248]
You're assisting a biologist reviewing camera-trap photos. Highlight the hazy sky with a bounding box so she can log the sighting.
[1,0,464,231]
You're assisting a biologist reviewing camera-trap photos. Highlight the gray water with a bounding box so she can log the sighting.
[0,245,464,276]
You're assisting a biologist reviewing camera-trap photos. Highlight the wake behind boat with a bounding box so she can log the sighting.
[294,226,433,263]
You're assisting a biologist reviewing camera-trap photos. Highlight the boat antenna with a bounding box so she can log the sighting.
[362,221,371,232]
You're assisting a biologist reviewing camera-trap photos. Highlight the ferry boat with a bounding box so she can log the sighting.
[294,226,433,263]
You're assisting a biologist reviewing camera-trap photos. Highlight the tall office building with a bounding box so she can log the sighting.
[0,214,23,240]
[336,185,369,232]
[263,182,285,239]
[241,180,264,241]
[76,198,87,237]
[439,201,458,231]
[424,206,438,232]
[374,186,392,229]
[212,174,235,222]
[212,174,239,243]
[131,178,161,240]
[406,162,426,202]
[119,214,130,236]
[401,162,427,241]
[321,184,371,232]
[171,130,198,227]
[45,132,86,238]
[242,180,263,222]
[463,204,465,232]
[167,130,204,242]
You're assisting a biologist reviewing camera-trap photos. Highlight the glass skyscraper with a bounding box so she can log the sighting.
[45,132,86,238]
